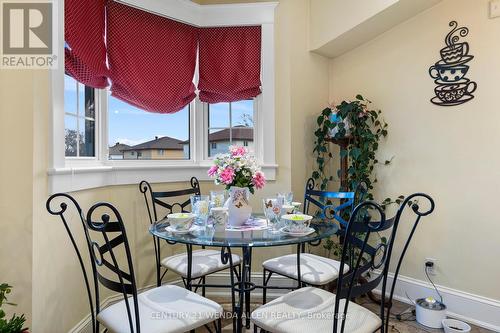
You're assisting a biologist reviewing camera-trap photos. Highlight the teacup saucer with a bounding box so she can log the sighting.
[431,94,474,106]
[280,227,315,236]
[436,55,474,67]
[165,225,195,234]
[434,78,469,85]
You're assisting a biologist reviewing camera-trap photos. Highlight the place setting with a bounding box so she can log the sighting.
[162,190,314,238]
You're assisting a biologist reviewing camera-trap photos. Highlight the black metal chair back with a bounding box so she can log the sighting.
[303,177,354,227]
[139,177,201,224]
[46,194,141,333]
[331,193,435,333]
[139,177,201,286]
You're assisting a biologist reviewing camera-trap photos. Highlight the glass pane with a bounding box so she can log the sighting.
[108,96,190,160]
[231,100,254,128]
[208,128,231,157]
[208,102,230,128]
[80,85,95,119]
[79,118,95,157]
[64,115,78,157]
[231,100,254,151]
[64,74,77,115]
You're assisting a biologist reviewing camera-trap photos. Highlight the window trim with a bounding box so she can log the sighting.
[49,0,278,193]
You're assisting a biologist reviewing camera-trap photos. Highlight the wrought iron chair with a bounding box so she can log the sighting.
[139,178,241,294]
[252,193,435,333]
[261,178,355,302]
[302,177,355,225]
[46,193,223,333]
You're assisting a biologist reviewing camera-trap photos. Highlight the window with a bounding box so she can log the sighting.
[108,95,190,160]
[64,74,96,157]
[51,1,277,193]
[207,100,254,157]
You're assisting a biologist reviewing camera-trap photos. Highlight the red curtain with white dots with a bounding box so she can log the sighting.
[198,26,262,103]
[106,1,198,114]
[65,0,108,88]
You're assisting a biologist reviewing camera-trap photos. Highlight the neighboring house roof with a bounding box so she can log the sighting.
[207,126,254,143]
[121,136,184,151]
[109,143,131,155]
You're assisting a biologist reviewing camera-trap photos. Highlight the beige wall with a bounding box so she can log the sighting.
[0,71,34,326]
[329,0,500,300]
[309,0,398,50]
[279,0,330,197]
[0,1,331,331]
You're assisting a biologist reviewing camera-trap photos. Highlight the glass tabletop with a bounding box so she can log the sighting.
[149,215,340,248]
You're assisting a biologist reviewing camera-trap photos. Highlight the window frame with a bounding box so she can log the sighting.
[49,0,278,193]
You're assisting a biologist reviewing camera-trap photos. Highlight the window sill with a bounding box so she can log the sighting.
[48,163,278,193]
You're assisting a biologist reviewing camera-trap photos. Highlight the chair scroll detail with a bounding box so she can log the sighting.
[46,194,100,333]
[382,193,435,332]
[303,177,354,227]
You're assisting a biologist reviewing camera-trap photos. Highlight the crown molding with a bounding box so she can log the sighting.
[115,0,278,27]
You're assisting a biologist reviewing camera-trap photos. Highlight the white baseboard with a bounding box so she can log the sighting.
[372,271,500,332]
[69,271,500,333]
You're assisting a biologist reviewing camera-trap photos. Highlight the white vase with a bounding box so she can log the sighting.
[226,186,252,227]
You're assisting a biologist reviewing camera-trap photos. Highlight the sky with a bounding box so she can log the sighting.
[64,74,254,147]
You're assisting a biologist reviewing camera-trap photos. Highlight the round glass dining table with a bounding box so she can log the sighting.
[150,216,340,333]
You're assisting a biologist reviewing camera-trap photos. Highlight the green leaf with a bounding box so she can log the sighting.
[350,148,361,159]
[356,94,364,100]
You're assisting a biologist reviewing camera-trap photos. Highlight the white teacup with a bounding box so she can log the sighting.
[281,204,295,215]
[211,207,228,231]
[167,213,195,232]
[281,214,313,233]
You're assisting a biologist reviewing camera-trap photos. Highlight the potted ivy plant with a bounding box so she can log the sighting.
[312,95,405,257]
[0,283,28,333]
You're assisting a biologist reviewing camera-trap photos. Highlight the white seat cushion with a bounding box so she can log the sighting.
[97,285,222,333]
[251,287,381,333]
[262,253,348,285]
[161,249,241,279]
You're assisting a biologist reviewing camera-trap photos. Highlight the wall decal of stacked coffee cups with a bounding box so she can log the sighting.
[429,21,477,106]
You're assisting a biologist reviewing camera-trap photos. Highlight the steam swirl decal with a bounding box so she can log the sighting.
[429,21,476,106]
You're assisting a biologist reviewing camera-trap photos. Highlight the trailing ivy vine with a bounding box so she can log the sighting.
[314,95,390,195]
[311,95,404,257]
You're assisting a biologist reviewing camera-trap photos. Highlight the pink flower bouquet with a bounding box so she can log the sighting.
[207,145,266,194]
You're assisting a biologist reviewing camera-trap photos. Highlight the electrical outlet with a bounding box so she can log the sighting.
[425,258,437,275]
[490,0,500,18]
